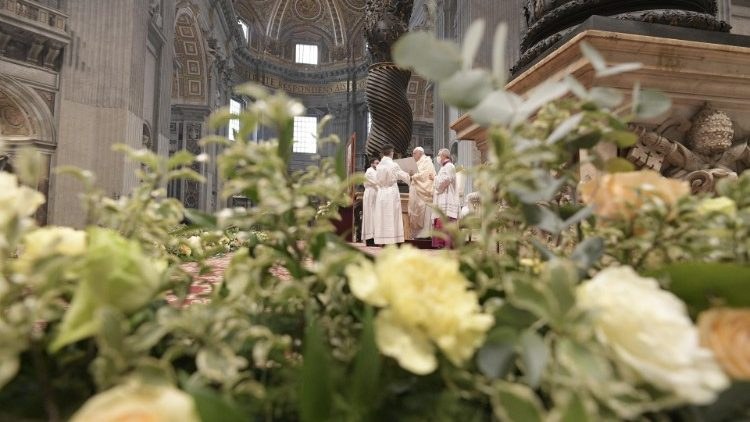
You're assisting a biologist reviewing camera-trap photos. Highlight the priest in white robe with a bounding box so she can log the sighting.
[407,147,436,239]
[374,145,411,245]
[432,148,460,249]
[361,158,379,246]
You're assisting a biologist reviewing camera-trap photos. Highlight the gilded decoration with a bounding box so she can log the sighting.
[627,105,750,194]
[172,12,207,105]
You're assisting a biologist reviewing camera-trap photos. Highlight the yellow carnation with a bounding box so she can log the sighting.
[345,246,494,375]
[71,382,200,422]
[580,170,689,221]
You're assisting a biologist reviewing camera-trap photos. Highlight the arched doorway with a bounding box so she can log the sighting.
[169,5,209,210]
[0,74,56,224]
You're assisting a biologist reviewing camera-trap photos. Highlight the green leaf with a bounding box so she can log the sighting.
[580,42,606,72]
[392,31,462,80]
[697,381,750,422]
[634,89,671,120]
[184,208,218,229]
[596,62,642,78]
[462,19,485,70]
[604,157,635,173]
[477,327,518,380]
[234,82,268,99]
[349,307,381,418]
[492,382,545,422]
[277,117,294,166]
[589,87,625,109]
[188,386,246,422]
[568,131,601,149]
[510,173,564,204]
[300,316,333,422]
[519,331,547,388]
[492,23,508,85]
[556,393,591,422]
[571,237,604,272]
[469,90,522,127]
[521,204,564,234]
[651,263,750,312]
[546,113,584,144]
[168,150,196,169]
[208,107,233,130]
[606,130,638,148]
[494,303,538,329]
[50,229,163,352]
[439,69,494,109]
[556,339,612,382]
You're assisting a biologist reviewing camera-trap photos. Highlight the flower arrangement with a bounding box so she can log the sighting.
[1,20,750,422]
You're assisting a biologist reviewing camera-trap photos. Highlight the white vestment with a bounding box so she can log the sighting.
[361,167,378,241]
[434,161,459,219]
[374,156,410,244]
[408,155,436,238]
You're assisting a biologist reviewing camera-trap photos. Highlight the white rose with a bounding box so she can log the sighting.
[577,266,729,405]
[71,382,200,422]
[0,172,45,226]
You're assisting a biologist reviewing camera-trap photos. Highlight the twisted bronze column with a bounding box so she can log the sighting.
[516,0,730,72]
[364,0,414,159]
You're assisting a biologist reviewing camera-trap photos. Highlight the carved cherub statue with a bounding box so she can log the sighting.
[627,105,750,193]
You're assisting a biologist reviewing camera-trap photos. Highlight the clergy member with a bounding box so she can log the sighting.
[374,144,411,245]
[361,158,379,246]
[407,147,436,239]
[432,148,459,249]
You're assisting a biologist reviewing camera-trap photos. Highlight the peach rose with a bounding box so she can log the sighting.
[580,170,689,221]
[698,308,750,380]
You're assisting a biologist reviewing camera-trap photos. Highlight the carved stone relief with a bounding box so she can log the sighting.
[0,90,33,137]
[627,104,750,194]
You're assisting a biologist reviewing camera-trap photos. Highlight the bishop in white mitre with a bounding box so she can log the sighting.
[374,144,411,245]
[407,147,436,239]
[361,158,379,246]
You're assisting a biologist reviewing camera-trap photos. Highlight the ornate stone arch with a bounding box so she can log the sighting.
[0,74,56,224]
[0,74,56,147]
[172,6,209,106]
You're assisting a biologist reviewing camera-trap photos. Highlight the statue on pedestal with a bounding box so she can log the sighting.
[627,105,750,193]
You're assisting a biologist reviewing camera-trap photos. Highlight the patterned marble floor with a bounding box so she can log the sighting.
[173,243,441,306]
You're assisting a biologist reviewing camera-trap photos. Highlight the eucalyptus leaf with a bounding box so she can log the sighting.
[462,19,485,70]
[546,113,584,145]
[521,204,564,234]
[439,69,494,109]
[635,89,671,120]
[589,87,625,109]
[568,131,601,150]
[492,23,508,85]
[519,331,548,388]
[477,327,518,380]
[516,81,570,125]
[571,237,604,271]
[580,42,606,72]
[393,31,462,80]
[596,62,642,78]
[469,90,522,127]
[492,382,546,422]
